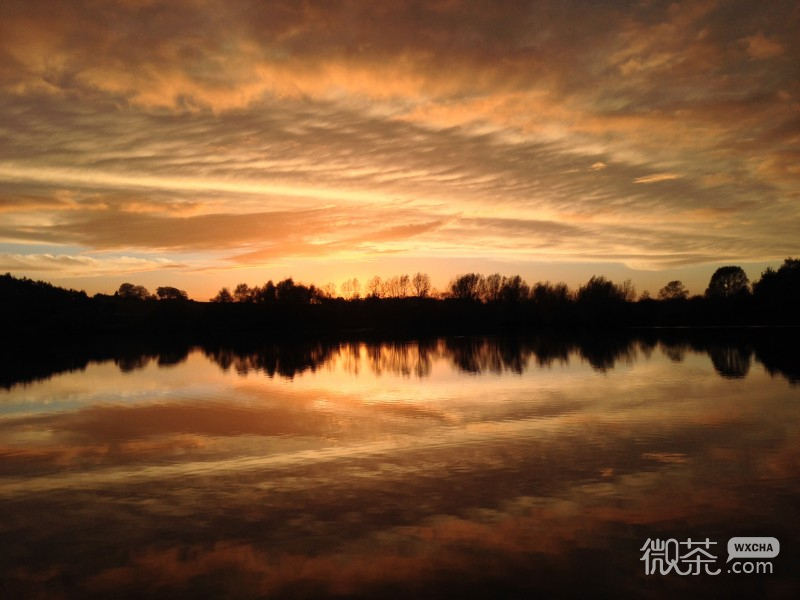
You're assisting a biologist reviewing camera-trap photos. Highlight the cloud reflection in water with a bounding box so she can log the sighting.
[0,333,798,598]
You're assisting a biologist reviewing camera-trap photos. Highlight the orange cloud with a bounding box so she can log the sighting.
[743,33,785,59]
[633,173,681,184]
[1,0,798,289]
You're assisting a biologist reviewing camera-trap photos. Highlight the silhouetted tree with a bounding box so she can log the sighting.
[276,278,296,302]
[156,286,188,301]
[449,273,485,301]
[753,258,800,304]
[255,280,276,304]
[309,284,325,304]
[381,276,397,298]
[577,276,628,303]
[0,273,87,303]
[382,275,411,298]
[118,283,151,300]
[366,276,382,298]
[211,287,234,302]
[340,278,360,300]
[499,275,530,304]
[275,278,314,304]
[658,280,688,301]
[531,282,572,304]
[319,282,337,300]
[755,267,778,296]
[618,279,636,302]
[234,283,254,303]
[398,274,410,297]
[484,273,503,302]
[412,272,431,298]
[705,266,749,299]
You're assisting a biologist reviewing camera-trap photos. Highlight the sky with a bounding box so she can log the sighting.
[1,0,798,300]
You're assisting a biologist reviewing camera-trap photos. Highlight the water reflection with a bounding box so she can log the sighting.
[203,340,338,379]
[0,332,798,598]
[2,330,798,390]
[708,345,752,379]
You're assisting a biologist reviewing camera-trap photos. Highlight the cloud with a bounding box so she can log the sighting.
[0,207,333,251]
[743,33,785,59]
[228,217,450,264]
[0,253,183,276]
[633,173,681,184]
[0,190,68,212]
[0,0,798,287]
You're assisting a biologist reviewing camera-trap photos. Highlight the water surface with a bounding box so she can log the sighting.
[1,334,798,598]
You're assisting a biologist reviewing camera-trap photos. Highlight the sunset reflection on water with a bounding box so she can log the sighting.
[1,335,798,598]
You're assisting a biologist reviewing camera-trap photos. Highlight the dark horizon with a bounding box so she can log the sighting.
[2,259,799,341]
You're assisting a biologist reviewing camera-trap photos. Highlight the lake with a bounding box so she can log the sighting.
[1,331,798,598]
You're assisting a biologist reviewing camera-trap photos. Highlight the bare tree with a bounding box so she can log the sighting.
[398,274,410,298]
[411,272,431,298]
[341,278,360,300]
[379,276,398,298]
[618,278,636,302]
[320,282,337,299]
[366,276,383,298]
[484,273,503,302]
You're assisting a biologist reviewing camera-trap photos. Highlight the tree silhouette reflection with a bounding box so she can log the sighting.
[2,331,799,389]
[202,342,339,379]
[709,345,753,379]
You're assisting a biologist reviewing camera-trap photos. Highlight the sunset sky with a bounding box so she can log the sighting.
[1,0,798,300]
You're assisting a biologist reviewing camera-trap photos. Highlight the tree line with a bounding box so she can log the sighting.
[5,259,798,309]
[201,260,797,306]
[100,259,799,307]
[207,273,435,304]
[2,259,799,339]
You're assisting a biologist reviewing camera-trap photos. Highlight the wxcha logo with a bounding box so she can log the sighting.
[726,537,780,574]
[640,537,779,576]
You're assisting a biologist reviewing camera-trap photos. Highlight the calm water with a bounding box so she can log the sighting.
[1,333,798,598]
